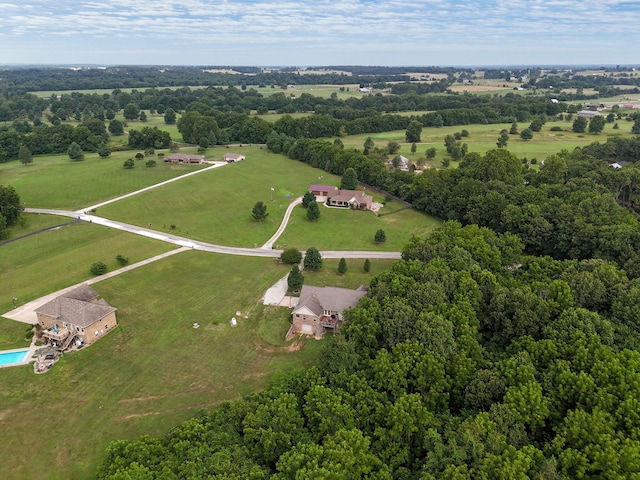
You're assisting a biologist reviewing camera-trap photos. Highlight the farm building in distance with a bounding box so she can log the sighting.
[164,153,204,164]
[36,285,117,352]
[577,110,601,119]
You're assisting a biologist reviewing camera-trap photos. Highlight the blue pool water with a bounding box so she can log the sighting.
[0,349,30,367]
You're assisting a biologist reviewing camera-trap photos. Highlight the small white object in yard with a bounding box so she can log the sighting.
[193,323,199,328]
[230,317,237,327]
[244,315,248,319]
[236,311,241,316]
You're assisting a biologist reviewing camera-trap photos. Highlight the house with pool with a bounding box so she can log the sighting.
[35,285,117,352]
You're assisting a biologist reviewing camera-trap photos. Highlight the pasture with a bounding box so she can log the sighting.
[0,251,326,480]
[0,150,208,210]
[0,219,175,315]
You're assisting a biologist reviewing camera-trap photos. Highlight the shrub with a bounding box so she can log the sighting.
[374,229,386,243]
[338,258,347,274]
[115,254,129,266]
[550,126,563,132]
[280,248,302,264]
[303,247,323,270]
[90,261,107,276]
[145,159,157,167]
[363,259,371,273]
[123,158,135,169]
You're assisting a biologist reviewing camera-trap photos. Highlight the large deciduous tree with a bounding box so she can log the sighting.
[405,120,422,143]
[164,107,176,125]
[589,115,606,134]
[123,103,140,121]
[340,167,358,190]
[572,116,588,133]
[177,111,220,144]
[18,146,32,165]
[67,142,84,161]
[0,185,23,230]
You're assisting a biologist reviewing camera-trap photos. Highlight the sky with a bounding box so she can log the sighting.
[0,0,639,67]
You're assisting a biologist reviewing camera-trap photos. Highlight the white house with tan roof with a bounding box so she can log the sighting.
[36,285,117,351]
[224,153,246,162]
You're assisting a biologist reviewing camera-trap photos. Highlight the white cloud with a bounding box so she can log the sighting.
[0,0,638,64]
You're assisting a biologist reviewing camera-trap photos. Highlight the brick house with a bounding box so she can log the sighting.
[309,184,338,198]
[291,285,367,337]
[163,153,204,164]
[326,189,373,210]
[36,285,117,351]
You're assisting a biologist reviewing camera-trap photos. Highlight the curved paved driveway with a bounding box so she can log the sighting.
[25,208,402,260]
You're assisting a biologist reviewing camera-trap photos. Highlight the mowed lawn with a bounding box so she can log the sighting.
[303,258,398,289]
[0,251,324,480]
[0,151,208,210]
[277,201,441,251]
[0,218,176,313]
[98,148,334,247]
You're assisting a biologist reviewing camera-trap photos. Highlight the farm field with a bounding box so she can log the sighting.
[0,151,209,210]
[276,202,440,252]
[340,120,636,167]
[0,251,325,480]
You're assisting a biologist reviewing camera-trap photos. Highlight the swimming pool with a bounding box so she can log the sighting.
[0,348,31,368]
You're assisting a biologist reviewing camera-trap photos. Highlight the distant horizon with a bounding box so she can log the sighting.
[1,1,638,66]
[1,63,639,70]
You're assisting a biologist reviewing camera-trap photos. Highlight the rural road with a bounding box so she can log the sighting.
[5,166,402,323]
[25,208,403,260]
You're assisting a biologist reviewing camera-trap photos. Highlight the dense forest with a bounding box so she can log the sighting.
[276,136,640,271]
[0,66,413,95]
[98,220,640,478]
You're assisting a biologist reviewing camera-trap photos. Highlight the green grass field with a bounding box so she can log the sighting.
[276,202,440,251]
[0,218,175,315]
[0,151,209,210]
[98,148,333,247]
[0,251,325,480]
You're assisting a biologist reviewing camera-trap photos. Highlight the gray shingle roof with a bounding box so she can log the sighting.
[293,285,367,317]
[35,285,116,328]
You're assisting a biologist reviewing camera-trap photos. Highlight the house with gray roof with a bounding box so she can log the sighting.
[291,285,367,337]
[36,285,117,351]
